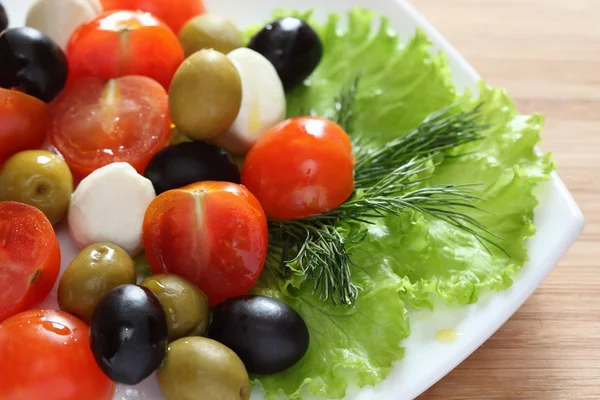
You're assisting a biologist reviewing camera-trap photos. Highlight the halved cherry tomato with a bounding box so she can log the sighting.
[0,88,49,164]
[101,0,205,33]
[66,10,184,89]
[48,75,171,180]
[241,117,355,220]
[143,181,268,306]
[0,202,60,323]
[0,309,115,400]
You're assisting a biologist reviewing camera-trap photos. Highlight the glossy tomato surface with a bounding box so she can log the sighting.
[101,0,205,33]
[67,10,184,89]
[0,202,60,323]
[48,76,171,180]
[143,181,268,306]
[241,117,355,220]
[0,88,49,164]
[0,309,115,400]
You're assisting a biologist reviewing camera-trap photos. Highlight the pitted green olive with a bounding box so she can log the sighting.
[58,243,136,323]
[0,150,72,224]
[157,337,251,400]
[169,49,242,141]
[141,274,210,342]
[179,14,242,57]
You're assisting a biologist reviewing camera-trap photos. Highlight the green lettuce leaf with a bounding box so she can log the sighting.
[248,7,553,399]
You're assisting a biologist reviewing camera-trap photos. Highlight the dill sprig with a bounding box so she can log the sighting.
[330,77,488,187]
[354,105,488,188]
[267,222,365,306]
[332,75,360,133]
[266,80,499,307]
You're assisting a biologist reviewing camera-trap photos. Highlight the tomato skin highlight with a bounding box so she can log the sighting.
[47,75,171,180]
[143,181,268,306]
[0,202,60,323]
[67,10,185,89]
[241,117,355,220]
[0,88,49,164]
[101,0,206,33]
[0,309,115,400]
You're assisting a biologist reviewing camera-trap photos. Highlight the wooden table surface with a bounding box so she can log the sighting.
[411,1,600,399]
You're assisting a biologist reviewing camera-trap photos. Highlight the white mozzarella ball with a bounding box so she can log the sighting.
[25,0,101,50]
[68,163,156,256]
[214,48,286,154]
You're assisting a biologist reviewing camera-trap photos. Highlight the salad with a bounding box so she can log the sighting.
[0,1,553,400]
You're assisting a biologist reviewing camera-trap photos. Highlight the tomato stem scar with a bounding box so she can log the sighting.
[191,190,206,230]
[100,79,119,134]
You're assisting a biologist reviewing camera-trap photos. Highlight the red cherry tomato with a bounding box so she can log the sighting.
[0,88,49,164]
[143,181,268,305]
[0,202,60,323]
[101,0,205,33]
[241,117,355,220]
[0,309,115,400]
[67,10,184,89]
[48,76,171,180]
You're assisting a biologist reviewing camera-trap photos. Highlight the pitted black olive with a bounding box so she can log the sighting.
[248,17,322,91]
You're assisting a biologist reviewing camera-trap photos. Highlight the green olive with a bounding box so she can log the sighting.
[0,150,73,224]
[179,14,243,57]
[58,243,136,323]
[141,274,210,342]
[157,337,250,400]
[169,49,242,141]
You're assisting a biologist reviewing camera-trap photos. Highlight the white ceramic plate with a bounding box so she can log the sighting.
[6,1,584,399]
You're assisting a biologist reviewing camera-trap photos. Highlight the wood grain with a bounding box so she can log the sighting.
[410,0,600,399]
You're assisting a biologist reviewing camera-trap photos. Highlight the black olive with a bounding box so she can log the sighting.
[0,3,8,33]
[90,284,168,385]
[208,295,310,375]
[144,141,241,195]
[248,17,322,91]
[0,27,68,102]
